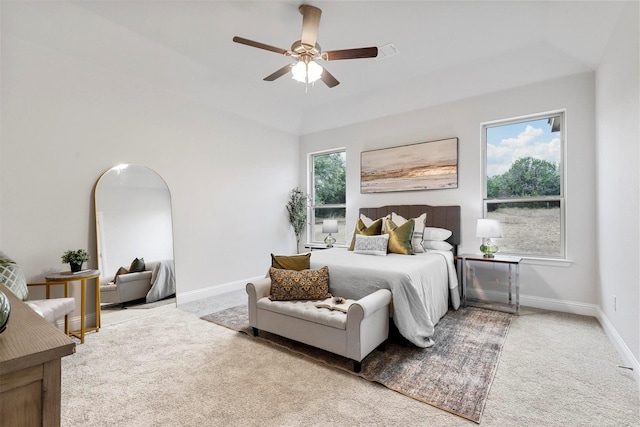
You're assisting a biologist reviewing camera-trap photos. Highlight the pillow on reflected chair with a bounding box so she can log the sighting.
[129,258,145,273]
[113,266,129,281]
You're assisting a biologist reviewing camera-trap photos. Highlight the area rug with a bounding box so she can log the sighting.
[202,305,512,423]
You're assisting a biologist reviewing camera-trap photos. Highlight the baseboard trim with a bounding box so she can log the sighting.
[518,294,598,317]
[467,289,598,316]
[596,308,640,385]
[176,276,262,305]
[54,313,97,335]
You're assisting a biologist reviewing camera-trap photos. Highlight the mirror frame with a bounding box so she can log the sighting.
[94,164,176,303]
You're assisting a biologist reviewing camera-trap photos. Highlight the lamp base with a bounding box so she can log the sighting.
[480,238,498,258]
[324,233,336,248]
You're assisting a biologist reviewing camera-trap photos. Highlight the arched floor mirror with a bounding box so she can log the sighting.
[95,164,176,309]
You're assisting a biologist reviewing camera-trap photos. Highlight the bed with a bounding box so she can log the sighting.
[308,205,461,348]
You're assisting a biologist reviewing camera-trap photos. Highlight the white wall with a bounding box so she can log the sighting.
[300,72,597,311]
[0,34,299,313]
[595,1,640,370]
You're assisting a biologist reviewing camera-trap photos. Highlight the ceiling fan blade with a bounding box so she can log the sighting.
[322,47,378,61]
[233,36,290,56]
[299,5,322,48]
[263,64,292,81]
[320,67,340,88]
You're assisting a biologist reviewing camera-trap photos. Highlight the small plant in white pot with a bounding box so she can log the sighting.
[61,249,89,273]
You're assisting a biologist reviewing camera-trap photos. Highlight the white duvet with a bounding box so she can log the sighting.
[309,248,459,347]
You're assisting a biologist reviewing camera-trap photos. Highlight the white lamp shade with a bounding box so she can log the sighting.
[306,60,323,83]
[476,219,502,238]
[291,61,306,83]
[322,219,339,234]
[291,60,323,84]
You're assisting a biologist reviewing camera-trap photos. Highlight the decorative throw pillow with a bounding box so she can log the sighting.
[391,212,427,253]
[270,253,311,271]
[129,258,145,273]
[359,214,389,233]
[354,234,389,256]
[348,218,383,251]
[113,266,129,282]
[268,266,331,301]
[385,218,415,255]
[0,251,14,264]
[0,257,29,301]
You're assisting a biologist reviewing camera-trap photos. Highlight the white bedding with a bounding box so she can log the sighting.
[309,248,459,347]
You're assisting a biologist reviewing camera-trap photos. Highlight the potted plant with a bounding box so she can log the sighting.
[286,188,308,253]
[61,249,89,273]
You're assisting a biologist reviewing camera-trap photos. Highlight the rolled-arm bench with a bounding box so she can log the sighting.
[246,278,391,372]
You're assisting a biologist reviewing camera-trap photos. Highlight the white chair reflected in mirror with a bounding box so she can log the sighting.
[94,164,176,307]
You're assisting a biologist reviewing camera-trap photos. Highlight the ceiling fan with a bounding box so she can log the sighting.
[233,4,378,88]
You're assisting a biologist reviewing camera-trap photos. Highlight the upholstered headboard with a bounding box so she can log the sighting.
[359,205,461,249]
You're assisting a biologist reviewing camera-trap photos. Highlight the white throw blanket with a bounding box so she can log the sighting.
[309,248,459,347]
[145,259,176,303]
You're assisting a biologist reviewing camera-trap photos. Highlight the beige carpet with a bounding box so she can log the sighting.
[61,304,639,426]
[202,305,512,423]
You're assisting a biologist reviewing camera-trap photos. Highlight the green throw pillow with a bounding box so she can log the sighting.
[0,252,29,301]
[270,253,311,271]
[348,218,383,251]
[386,218,415,255]
[129,258,145,273]
[0,251,14,264]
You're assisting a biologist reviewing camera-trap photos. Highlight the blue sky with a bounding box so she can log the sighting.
[486,118,560,177]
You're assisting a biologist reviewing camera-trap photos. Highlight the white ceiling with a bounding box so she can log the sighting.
[1,1,626,135]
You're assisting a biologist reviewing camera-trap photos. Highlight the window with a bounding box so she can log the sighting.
[309,149,346,244]
[482,111,565,258]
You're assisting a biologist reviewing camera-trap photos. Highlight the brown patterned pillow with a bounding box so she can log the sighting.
[268,266,331,301]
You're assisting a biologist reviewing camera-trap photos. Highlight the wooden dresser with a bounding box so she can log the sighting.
[0,283,76,426]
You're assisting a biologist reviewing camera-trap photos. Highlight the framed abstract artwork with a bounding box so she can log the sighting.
[361,138,458,193]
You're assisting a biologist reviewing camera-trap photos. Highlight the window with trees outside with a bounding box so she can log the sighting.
[483,111,565,258]
[310,149,346,244]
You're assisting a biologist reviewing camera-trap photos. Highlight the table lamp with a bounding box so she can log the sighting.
[322,219,338,247]
[476,218,502,258]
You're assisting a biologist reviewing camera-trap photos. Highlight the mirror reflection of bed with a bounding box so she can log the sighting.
[94,164,176,316]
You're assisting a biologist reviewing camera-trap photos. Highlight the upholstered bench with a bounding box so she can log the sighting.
[246,277,391,372]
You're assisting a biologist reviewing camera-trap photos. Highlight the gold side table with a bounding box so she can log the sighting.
[45,269,100,343]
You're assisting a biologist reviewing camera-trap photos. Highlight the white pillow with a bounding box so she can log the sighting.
[391,212,427,253]
[423,227,452,241]
[354,234,389,256]
[422,240,454,251]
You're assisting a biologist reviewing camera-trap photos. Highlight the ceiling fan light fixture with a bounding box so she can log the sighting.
[291,61,307,83]
[291,59,323,84]
[307,60,323,82]
[234,4,377,89]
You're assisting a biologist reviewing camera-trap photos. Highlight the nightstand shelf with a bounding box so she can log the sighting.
[456,253,522,314]
[304,243,331,251]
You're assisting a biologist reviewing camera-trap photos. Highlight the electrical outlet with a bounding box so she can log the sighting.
[613,295,617,312]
